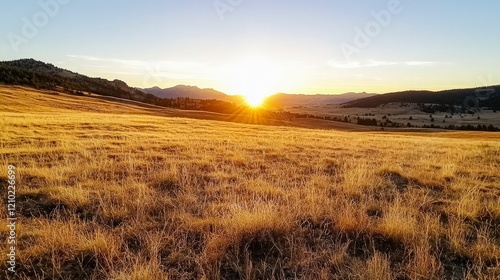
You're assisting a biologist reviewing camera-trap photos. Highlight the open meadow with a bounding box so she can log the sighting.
[285,104,500,130]
[1,86,500,279]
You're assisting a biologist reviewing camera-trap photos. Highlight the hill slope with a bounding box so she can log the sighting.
[0,59,245,114]
[343,86,500,109]
[0,85,379,131]
[0,58,153,102]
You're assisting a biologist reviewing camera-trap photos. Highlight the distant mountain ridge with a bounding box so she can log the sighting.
[141,86,376,106]
[343,87,500,109]
[142,85,230,100]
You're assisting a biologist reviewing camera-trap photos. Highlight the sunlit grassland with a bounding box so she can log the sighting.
[1,87,499,279]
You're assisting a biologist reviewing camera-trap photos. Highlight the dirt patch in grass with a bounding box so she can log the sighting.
[323,160,341,176]
[366,205,384,218]
[186,230,206,254]
[381,171,448,195]
[20,175,48,188]
[471,212,500,244]
[381,171,410,192]
[153,179,181,197]
[16,250,101,280]
[60,251,101,280]
[220,230,291,280]
[18,193,67,218]
[123,235,144,254]
[435,238,473,280]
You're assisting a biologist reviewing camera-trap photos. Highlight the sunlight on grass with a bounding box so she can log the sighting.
[1,86,499,279]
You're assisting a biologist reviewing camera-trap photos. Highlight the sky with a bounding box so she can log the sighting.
[1,0,500,96]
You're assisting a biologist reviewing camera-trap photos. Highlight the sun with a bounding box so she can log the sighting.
[227,57,280,107]
[245,95,266,107]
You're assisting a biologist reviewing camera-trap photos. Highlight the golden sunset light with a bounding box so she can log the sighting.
[2,1,500,279]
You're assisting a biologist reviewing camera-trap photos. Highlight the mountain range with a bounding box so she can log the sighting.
[140,86,376,106]
[141,85,232,101]
[1,58,499,110]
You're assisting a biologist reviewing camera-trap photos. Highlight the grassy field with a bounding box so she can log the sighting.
[285,103,500,129]
[1,86,499,279]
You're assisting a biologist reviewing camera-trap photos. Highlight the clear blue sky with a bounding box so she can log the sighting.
[1,0,500,95]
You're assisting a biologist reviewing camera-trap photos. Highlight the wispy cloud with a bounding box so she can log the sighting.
[404,61,437,66]
[66,55,215,86]
[67,55,207,72]
[327,60,441,69]
[67,55,103,61]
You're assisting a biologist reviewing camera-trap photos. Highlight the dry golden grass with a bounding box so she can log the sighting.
[1,86,499,279]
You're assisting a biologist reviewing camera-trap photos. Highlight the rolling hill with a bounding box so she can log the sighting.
[0,59,241,113]
[2,85,499,279]
[342,86,500,109]
[0,58,151,102]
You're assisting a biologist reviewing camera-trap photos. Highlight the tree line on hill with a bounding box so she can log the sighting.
[0,60,144,100]
[343,87,500,111]
[355,117,500,131]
